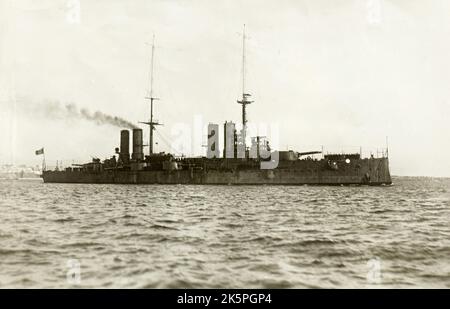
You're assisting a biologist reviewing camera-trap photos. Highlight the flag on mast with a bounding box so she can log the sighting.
[35,148,44,155]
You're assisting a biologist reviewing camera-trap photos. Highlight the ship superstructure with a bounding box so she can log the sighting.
[41,28,392,186]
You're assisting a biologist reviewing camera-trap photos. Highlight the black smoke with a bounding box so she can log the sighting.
[16,99,138,129]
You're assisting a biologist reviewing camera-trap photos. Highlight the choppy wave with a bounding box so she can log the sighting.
[0,177,449,288]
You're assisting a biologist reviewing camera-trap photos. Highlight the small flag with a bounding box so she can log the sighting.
[35,148,44,155]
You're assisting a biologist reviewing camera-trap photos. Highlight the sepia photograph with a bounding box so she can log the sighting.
[0,0,449,296]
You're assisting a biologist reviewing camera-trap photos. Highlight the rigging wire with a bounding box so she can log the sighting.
[154,128,185,155]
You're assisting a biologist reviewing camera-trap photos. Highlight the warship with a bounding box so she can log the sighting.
[41,29,392,186]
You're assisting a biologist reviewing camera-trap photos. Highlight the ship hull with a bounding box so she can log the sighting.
[42,157,392,185]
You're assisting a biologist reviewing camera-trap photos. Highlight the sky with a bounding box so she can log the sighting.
[0,0,449,176]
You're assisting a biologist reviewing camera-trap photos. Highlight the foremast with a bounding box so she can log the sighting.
[236,24,253,157]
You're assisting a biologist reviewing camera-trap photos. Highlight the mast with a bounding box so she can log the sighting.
[237,24,253,156]
[386,136,389,158]
[140,35,161,155]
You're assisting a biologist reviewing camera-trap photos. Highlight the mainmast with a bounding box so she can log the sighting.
[140,35,161,155]
[237,24,253,156]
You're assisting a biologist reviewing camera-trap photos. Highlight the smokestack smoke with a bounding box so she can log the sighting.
[16,99,138,129]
